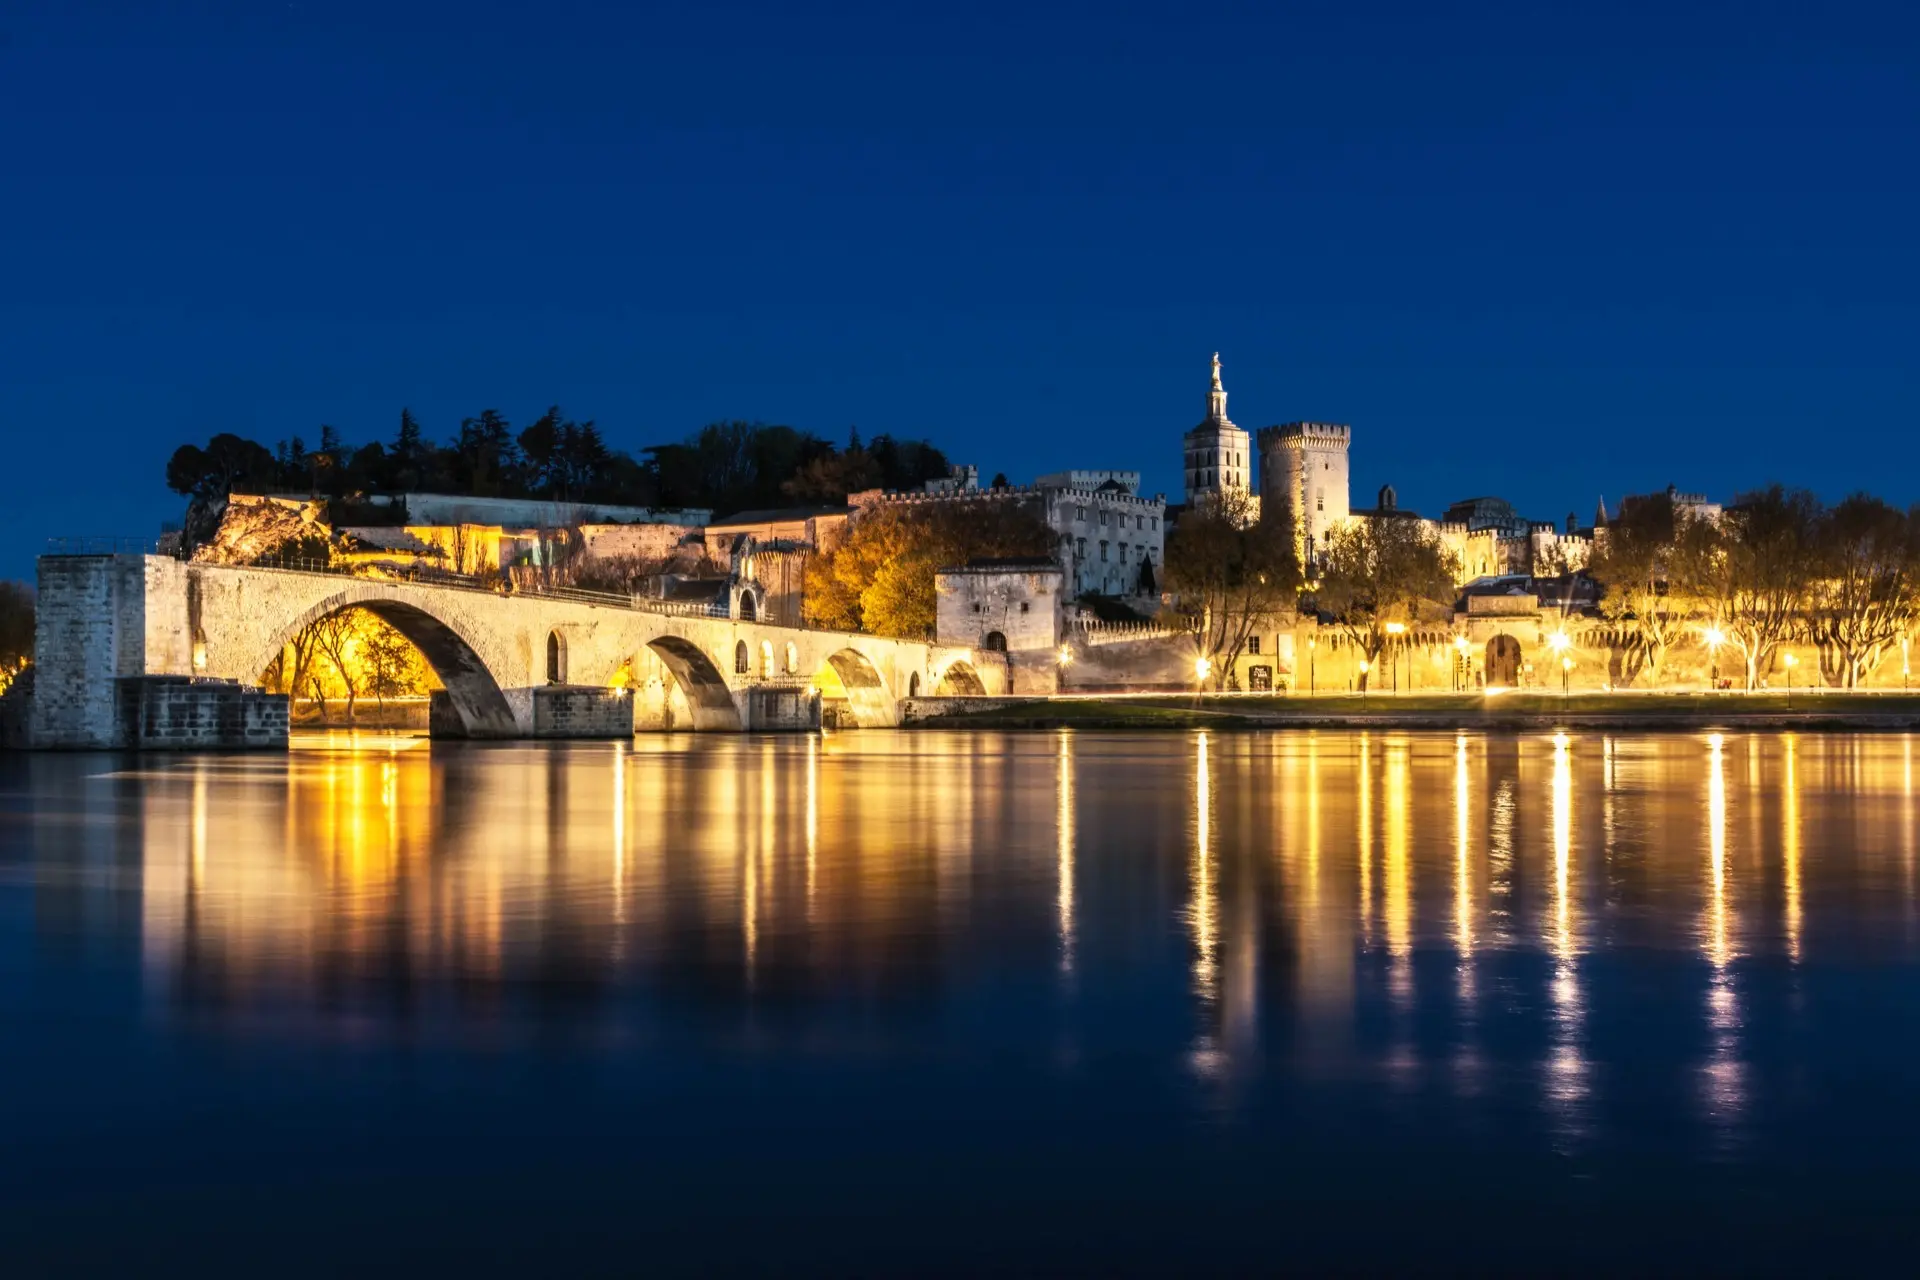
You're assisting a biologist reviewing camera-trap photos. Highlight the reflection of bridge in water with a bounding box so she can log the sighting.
[31,555,999,747]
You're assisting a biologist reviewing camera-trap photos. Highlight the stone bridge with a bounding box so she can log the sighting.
[30,555,1000,748]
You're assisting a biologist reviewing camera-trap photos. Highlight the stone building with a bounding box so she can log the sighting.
[933,557,1065,694]
[1038,477,1165,600]
[1183,354,1254,506]
[850,474,1166,607]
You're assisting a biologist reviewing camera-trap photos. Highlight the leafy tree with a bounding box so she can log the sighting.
[390,407,427,488]
[783,446,882,503]
[1588,489,1685,687]
[1163,489,1298,688]
[166,434,280,502]
[0,581,33,695]
[1807,494,1919,688]
[804,500,1053,638]
[454,410,520,496]
[1313,517,1458,692]
[1681,484,1820,690]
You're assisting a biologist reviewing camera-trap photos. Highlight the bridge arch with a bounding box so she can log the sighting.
[260,591,519,737]
[934,660,987,696]
[813,647,897,727]
[647,636,745,731]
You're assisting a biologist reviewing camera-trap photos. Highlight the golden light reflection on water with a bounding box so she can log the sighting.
[89,730,1920,1131]
[1057,731,1075,977]
[1783,734,1802,963]
[1702,732,1746,1136]
[1188,732,1218,1008]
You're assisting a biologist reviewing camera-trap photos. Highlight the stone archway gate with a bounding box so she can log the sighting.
[29,555,982,747]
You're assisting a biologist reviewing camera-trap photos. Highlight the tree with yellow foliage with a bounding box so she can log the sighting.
[804,501,1054,638]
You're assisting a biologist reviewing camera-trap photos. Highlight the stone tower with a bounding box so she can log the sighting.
[1256,419,1351,566]
[1182,353,1252,506]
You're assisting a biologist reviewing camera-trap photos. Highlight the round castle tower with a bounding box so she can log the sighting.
[1256,419,1351,564]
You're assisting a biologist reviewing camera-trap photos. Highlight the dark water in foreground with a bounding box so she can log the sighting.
[4,730,1920,1274]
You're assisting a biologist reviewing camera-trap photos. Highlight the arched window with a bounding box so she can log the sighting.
[908,672,921,698]
[761,640,775,679]
[734,640,750,674]
[983,631,1008,653]
[546,631,566,684]
[738,591,757,622]
[785,642,798,675]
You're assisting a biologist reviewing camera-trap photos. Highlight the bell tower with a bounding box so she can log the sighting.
[1182,353,1252,505]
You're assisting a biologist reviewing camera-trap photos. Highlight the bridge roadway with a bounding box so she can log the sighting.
[31,555,996,746]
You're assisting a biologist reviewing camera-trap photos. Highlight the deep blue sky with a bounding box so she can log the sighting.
[4,0,1917,578]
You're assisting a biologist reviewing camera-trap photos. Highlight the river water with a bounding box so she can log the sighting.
[3,730,1919,1273]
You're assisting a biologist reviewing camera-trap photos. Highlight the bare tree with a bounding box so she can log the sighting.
[1163,489,1299,689]
[1808,495,1920,688]
[1312,517,1458,692]
[1588,490,1686,687]
[1682,485,1820,690]
[305,610,365,721]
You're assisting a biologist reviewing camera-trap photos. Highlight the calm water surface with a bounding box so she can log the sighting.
[4,730,1920,1274]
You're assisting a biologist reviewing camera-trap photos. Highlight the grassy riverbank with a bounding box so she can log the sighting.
[909,691,1920,731]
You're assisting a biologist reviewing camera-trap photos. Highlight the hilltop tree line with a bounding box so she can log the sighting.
[166,412,952,517]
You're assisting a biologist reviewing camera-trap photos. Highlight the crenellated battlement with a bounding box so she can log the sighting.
[1258,421,1351,449]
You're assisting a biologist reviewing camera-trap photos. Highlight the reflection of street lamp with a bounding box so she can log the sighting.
[1385,622,1406,695]
[1705,626,1724,691]
[1783,651,1798,707]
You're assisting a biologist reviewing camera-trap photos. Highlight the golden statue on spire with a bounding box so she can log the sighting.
[1211,351,1223,390]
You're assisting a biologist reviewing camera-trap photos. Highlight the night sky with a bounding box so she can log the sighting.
[3,0,1916,579]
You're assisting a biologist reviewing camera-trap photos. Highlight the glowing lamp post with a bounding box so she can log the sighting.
[1057,645,1073,668]
[1385,621,1407,695]
[1453,634,1469,693]
[1704,626,1724,692]
[1308,637,1317,697]
[1783,651,1797,707]
[1548,632,1572,698]
[1357,658,1370,707]
[1194,656,1212,689]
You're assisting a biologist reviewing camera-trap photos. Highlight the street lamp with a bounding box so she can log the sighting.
[1357,657,1370,707]
[1453,634,1469,693]
[1308,636,1317,697]
[1385,622,1406,695]
[1195,656,1212,687]
[1548,632,1571,698]
[1704,626,1724,692]
[1904,636,1911,692]
[1783,651,1798,707]
[1057,644,1073,668]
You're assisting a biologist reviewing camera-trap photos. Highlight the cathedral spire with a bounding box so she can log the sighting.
[1207,352,1229,423]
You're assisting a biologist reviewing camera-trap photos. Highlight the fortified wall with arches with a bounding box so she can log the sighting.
[29,555,996,749]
